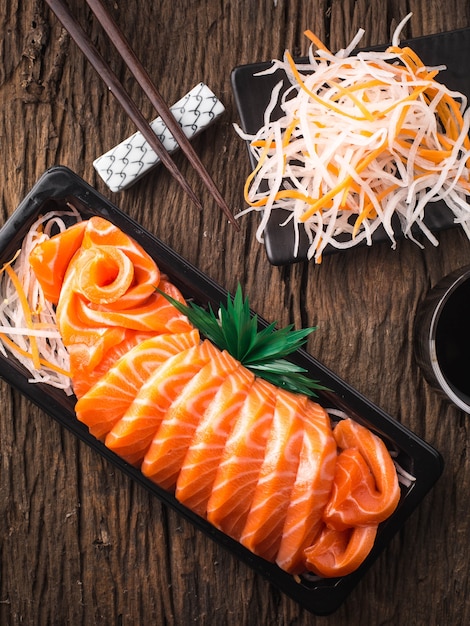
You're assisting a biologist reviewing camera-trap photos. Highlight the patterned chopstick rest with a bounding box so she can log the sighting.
[93,82,225,192]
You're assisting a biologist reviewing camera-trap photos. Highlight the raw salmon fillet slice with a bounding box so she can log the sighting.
[105,340,217,465]
[29,220,87,304]
[71,328,158,399]
[239,390,307,562]
[175,365,255,518]
[304,523,378,578]
[323,418,400,529]
[141,348,240,490]
[75,329,200,439]
[276,401,337,574]
[206,378,277,541]
[31,215,161,311]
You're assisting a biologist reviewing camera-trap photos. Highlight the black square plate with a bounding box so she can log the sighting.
[231,28,470,265]
[0,166,443,614]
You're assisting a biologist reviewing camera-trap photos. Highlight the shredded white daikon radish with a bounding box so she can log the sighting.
[393,460,416,488]
[236,14,470,262]
[0,206,81,393]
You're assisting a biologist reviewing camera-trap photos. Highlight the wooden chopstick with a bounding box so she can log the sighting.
[44,0,201,212]
[85,0,239,230]
[45,0,239,229]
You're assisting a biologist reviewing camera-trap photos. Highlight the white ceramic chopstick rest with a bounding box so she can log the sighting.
[93,82,225,192]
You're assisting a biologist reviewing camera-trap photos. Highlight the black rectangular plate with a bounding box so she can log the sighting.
[0,166,443,615]
[231,28,470,265]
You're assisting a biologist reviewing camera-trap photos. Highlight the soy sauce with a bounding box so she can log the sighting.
[435,280,470,395]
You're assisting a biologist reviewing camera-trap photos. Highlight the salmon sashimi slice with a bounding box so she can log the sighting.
[175,365,255,517]
[141,348,240,490]
[75,329,200,439]
[29,220,87,304]
[323,418,400,530]
[304,523,378,578]
[105,340,217,466]
[71,328,158,399]
[64,320,129,377]
[275,401,337,574]
[323,448,377,530]
[30,216,160,309]
[206,378,277,541]
[239,390,307,562]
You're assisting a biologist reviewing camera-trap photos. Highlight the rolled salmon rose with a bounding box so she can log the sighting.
[29,216,192,382]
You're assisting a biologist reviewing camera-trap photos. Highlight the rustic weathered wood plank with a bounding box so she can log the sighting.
[1,1,470,624]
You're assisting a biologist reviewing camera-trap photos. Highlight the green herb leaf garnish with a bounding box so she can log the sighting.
[158,284,329,397]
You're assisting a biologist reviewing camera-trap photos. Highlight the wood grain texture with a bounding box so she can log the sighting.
[1,1,470,624]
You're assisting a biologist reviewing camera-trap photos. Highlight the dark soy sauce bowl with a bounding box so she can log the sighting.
[415,265,470,413]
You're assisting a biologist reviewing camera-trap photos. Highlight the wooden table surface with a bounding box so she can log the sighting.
[2,1,470,624]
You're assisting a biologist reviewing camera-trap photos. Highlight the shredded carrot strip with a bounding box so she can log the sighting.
[327,80,376,122]
[352,185,398,237]
[394,139,451,164]
[243,138,272,204]
[303,29,331,54]
[377,84,429,119]
[3,264,41,370]
[0,331,70,377]
[246,187,316,209]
